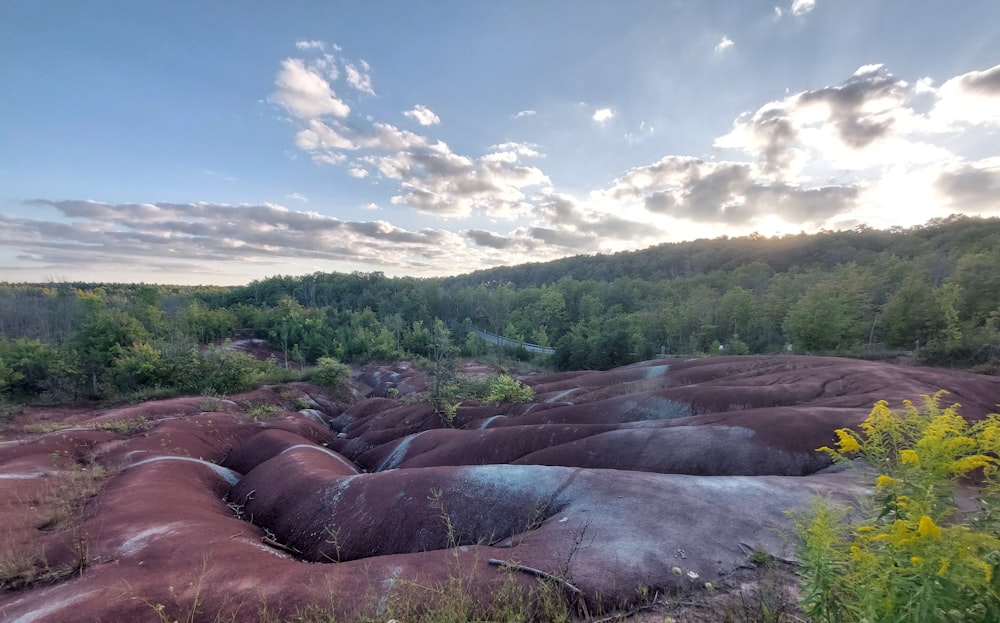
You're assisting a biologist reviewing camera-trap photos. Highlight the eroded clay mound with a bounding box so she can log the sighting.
[338,356,1000,475]
[1,356,997,622]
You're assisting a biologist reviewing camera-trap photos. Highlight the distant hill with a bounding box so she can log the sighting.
[443,215,1000,288]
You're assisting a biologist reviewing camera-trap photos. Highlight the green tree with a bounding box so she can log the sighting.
[107,342,173,394]
[267,296,305,368]
[0,338,74,397]
[428,319,457,403]
[784,276,869,353]
[72,310,152,395]
[882,273,943,349]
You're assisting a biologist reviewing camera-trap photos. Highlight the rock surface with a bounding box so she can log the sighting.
[1,355,998,621]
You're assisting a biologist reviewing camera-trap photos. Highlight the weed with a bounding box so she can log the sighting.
[247,403,280,421]
[93,416,150,435]
[199,387,224,412]
[22,422,76,434]
[0,464,107,590]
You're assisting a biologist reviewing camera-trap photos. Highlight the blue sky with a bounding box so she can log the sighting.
[1,1,999,285]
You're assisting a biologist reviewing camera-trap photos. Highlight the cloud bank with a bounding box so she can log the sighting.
[7,37,1000,283]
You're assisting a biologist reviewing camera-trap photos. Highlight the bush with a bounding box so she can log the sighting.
[0,338,75,398]
[309,356,350,391]
[106,342,173,394]
[797,392,1000,623]
[175,348,279,395]
[484,374,534,406]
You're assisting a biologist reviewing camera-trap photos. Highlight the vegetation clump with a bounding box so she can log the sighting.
[307,356,351,391]
[797,392,1000,623]
[483,373,534,405]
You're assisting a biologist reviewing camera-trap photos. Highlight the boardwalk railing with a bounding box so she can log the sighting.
[469,328,556,355]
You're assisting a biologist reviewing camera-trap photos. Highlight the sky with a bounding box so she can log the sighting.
[1,1,999,286]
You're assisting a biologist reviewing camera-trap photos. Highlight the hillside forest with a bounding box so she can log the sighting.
[1,215,998,403]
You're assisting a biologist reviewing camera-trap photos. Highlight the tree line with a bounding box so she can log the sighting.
[1,215,998,403]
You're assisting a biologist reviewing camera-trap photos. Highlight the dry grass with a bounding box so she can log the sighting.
[0,462,112,590]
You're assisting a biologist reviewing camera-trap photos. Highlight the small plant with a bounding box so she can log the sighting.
[797,392,1000,623]
[199,387,224,412]
[247,403,280,421]
[21,422,76,434]
[93,416,150,435]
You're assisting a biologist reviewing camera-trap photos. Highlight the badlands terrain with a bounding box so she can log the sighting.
[2,355,999,622]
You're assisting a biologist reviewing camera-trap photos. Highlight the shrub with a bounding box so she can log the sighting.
[797,392,1000,623]
[175,348,278,395]
[309,356,350,391]
[484,374,534,406]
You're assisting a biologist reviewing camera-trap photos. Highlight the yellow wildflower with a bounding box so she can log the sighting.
[918,515,941,539]
[910,556,923,566]
[937,558,950,576]
[834,429,861,454]
[899,449,920,465]
[875,474,898,489]
[949,454,996,476]
[972,559,993,583]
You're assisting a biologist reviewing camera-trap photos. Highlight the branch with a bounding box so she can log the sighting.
[488,558,590,619]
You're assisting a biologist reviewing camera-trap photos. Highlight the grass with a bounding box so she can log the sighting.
[21,416,149,436]
[246,402,281,421]
[0,463,109,590]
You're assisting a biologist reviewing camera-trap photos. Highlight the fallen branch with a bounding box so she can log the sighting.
[590,595,658,623]
[262,536,301,556]
[738,542,799,566]
[488,558,590,619]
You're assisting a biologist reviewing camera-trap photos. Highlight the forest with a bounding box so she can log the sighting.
[1,214,998,404]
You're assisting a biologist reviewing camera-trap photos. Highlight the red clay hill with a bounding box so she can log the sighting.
[1,356,998,621]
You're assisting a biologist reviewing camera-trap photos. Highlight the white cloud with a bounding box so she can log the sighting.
[403,104,441,126]
[791,0,816,16]
[715,36,734,54]
[774,6,784,18]
[488,142,541,158]
[295,40,325,51]
[714,64,949,177]
[295,119,356,151]
[285,193,309,202]
[344,62,375,95]
[592,107,615,123]
[514,109,536,118]
[930,63,1000,128]
[270,58,350,119]
[854,63,884,76]
[259,52,1000,275]
[313,152,347,165]
[7,199,478,278]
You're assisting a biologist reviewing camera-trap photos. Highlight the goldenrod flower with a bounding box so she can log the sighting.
[917,515,941,539]
[834,429,861,454]
[875,474,898,489]
[910,556,923,565]
[949,454,996,476]
[937,558,950,576]
[972,559,993,583]
[899,449,920,465]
